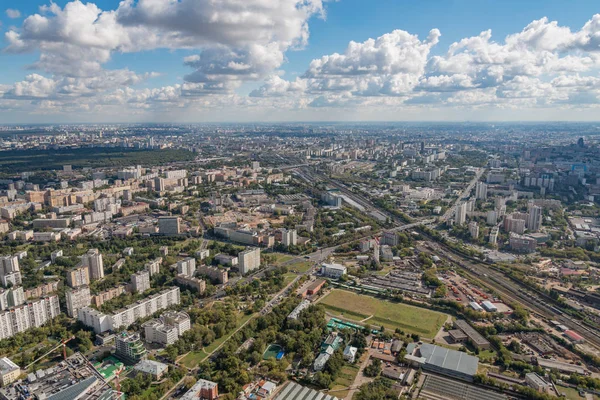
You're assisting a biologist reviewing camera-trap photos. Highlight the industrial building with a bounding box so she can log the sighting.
[454,320,491,350]
[407,343,479,382]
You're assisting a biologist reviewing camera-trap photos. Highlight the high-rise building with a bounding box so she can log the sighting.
[145,258,162,277]
[455,202,467,225]
[238,248,261,275]
[115,332,147,365]
[504,215,526,234]
[143,311,191,346]
[65,286,91,318]
[131,270,151,293]
[486,210,498,226]
[0,256,21,288]
[381,230,399,247]
[489,227,499,246]
[67,266,90,288]
[176,258,196,277]
[158,216,181,235]
[0,296,60,340]
[475,182,488,200]
[154,177,165,192]
[81,249,104,281]
[526,204,543,232]
[281,228,298,247]
[78,287,181,333]
[468,222,479,239]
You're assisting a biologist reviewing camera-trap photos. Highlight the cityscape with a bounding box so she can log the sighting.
[0,122,598,400]
[2,1,600,400]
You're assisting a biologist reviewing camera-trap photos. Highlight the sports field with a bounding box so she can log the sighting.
[319,289,447,338]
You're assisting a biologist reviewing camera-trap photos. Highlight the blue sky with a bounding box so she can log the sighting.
[1,0,600,122]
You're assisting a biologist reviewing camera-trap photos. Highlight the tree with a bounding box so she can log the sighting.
[364,359,382,377]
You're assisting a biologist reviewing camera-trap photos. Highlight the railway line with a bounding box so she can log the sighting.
[423,240,600,351]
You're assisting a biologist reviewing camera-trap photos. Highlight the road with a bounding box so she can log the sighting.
[440,167,485,223]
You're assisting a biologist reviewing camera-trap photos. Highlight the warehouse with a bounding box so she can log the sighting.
[454,320,491,350]
[274,381,339,400]
[407,343,479,382]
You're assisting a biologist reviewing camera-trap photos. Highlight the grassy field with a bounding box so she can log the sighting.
[556,385,589,400]
[329,364,361,399]
[319,289,447,338]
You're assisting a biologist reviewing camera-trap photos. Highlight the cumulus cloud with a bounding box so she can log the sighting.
[5,9,21,19]
[3,3,600,118]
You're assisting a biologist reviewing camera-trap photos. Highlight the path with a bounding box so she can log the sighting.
[345,349,376,400]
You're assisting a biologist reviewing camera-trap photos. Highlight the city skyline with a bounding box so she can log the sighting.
[0,1,600,123]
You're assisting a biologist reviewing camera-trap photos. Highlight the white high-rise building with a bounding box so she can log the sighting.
[81,249,104,280]
[78,287,181,333]
[281,229,298,247]
[65,286,91,318]
[0,295,60,340]
[489,227,499,246]
[475,182,488,200]
[486,210,498,226]
[238,248,261,275]
[176,258,196,277]
[145,258,162,277]
[455,202,467,225]
[0,256,21,288]
[131,270,151,293]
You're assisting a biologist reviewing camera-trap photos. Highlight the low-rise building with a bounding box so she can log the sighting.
[0,358,20,387]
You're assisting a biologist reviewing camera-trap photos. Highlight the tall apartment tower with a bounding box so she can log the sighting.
[526,204,543,232]
[0,256,21,288]
[475,182,488,200]
[81,249,104,280]
[131,270,151,293]
[455,202,467,225]
[65,286,91,318]
[238,248,261,275]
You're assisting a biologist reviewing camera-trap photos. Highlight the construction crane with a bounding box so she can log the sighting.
[25,336,75,370]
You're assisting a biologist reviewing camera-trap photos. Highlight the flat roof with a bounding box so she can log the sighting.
[274,382,339,400]
[418,344,479,377]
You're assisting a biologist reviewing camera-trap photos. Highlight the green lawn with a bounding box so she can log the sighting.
[556,385,589,400]
[288,260,313,273]
[273,253,295,264]
[319,289,447,338]
[180,351,207,368]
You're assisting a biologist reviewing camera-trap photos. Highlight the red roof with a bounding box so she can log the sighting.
[564,330,584,342]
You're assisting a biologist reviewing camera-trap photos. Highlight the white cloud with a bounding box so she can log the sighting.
[3,4,600,119]
[5,9,21,19]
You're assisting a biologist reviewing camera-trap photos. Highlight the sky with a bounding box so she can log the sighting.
[1,0,600,123]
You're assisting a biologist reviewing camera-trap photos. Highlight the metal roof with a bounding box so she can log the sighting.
[274,382,339,400]
[418,343,478,377]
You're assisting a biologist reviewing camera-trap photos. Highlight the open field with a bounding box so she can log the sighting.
[319,289,447,338]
